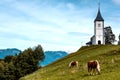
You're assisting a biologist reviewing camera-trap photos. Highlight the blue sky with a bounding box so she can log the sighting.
[0,0,120,52]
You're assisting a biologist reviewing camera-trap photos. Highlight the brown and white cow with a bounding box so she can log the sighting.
[87,60,100,75]
[69,61,78,68]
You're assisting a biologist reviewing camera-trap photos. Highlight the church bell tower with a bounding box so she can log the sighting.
[93,3,105,45]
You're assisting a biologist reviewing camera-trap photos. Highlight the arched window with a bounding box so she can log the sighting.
[98,40,101,44]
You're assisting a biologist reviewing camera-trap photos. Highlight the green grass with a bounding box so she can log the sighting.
[20,45,120,80]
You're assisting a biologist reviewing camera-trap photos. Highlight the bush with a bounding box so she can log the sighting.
[0,44,45,80]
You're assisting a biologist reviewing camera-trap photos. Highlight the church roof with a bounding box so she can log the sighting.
[94,9,104,22]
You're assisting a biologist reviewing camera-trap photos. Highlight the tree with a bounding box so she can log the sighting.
[33,45,45,61]
[13,44,45,79]
[104,26,115,44]
[4,55,14,63]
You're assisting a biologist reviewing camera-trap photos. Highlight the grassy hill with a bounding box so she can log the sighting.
[20,45,120,80]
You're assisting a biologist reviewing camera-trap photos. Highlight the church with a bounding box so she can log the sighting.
[86,4,105,45]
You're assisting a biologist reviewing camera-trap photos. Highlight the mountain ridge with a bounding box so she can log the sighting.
[0,48,68,66]
[0,48,21,59]
[41,51,68,66]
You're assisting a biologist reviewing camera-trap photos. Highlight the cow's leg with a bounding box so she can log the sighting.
[89,68,92,75]
[91,68,94,75]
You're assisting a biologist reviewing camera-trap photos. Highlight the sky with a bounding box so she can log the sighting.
[0,0,120,53]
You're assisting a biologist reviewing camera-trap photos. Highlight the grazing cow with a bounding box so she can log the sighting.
[69,61,78,68]
[87,60,100,75]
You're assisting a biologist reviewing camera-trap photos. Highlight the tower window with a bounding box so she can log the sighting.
[98,24,101,27]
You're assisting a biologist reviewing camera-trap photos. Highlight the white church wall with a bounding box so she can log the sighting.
[94,21,104,44]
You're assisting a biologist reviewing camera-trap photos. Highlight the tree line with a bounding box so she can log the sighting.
[0,45,45,80]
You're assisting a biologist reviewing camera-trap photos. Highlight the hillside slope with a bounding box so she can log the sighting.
[20,45,120,80]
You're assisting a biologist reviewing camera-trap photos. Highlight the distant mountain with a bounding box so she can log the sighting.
[40,51,68,66]
[0,48,21,59]
[0,49,68,67]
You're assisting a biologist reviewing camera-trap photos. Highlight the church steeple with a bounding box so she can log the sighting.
[86,2,105,45]
[94,3,104,22]
[93,2,105,45]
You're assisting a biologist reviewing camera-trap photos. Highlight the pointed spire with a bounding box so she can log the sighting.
[98,1,100,10]
[94,2,104,22]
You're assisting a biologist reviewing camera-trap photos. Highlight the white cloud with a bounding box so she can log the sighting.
[113,0,120,5]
